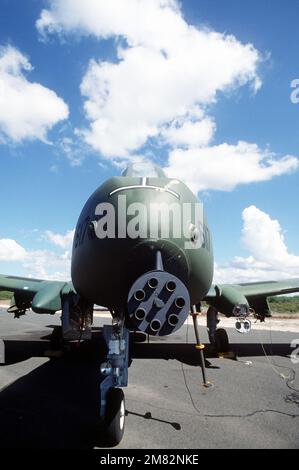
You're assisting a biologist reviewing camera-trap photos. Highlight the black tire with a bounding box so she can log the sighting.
[105,388,126,447]
[215,328,230,353]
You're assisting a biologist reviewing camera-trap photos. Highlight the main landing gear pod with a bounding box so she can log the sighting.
[127,270,190,336]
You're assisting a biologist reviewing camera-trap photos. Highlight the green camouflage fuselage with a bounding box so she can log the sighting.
[71,174,214,310]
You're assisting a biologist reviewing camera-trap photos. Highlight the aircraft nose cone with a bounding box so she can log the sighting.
[153,297,164,309]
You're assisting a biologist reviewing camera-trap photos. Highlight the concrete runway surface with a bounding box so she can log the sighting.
[0,308,298,449]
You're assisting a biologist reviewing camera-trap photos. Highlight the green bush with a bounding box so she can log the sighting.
[268,296,299,313]
[0,291,13,300]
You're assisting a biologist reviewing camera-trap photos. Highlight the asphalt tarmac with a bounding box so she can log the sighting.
[0,308,298,449]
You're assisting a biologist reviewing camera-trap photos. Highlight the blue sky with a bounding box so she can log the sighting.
[0,0,298,282]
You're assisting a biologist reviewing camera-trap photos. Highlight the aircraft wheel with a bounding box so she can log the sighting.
[215,328,229,353]
[105,388,126,447]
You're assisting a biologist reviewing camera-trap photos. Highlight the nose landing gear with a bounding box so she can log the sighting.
[96,315,129,447]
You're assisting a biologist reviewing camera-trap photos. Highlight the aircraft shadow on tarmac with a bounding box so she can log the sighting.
[0,328,295,448]
[133,342,294,363]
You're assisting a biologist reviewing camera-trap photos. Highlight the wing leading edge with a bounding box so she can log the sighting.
[204,278,299,318]
[0,274,75,315]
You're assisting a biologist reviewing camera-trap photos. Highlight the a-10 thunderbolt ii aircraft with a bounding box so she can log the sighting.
[1,162,299,446]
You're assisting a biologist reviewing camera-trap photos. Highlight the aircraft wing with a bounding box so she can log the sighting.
[204,278,299,318]
[0,274,74,315]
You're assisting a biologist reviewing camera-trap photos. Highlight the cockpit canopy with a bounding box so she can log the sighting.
[122,162,166,178]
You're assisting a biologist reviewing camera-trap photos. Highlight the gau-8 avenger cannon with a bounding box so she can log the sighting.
[1,162,299,446]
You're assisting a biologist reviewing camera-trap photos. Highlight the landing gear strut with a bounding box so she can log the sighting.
[207,306,230,353]
[98,314,129,447]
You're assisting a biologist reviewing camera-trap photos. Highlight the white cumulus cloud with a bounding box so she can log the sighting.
[45,229,75,249]
[35,1,298,190]
[214,206,299,284]
[161,117,216,148]
[0,239,27,261]
[36,0,261,159]
[241,205,299,269]
[23,249,71,281]
[0,229,74,280]
[0,45,69,143]
[165,141,298,192]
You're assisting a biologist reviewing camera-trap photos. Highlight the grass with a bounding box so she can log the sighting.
[200,297,299,315]
[0,291,13,301]
[268,296,299,314]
